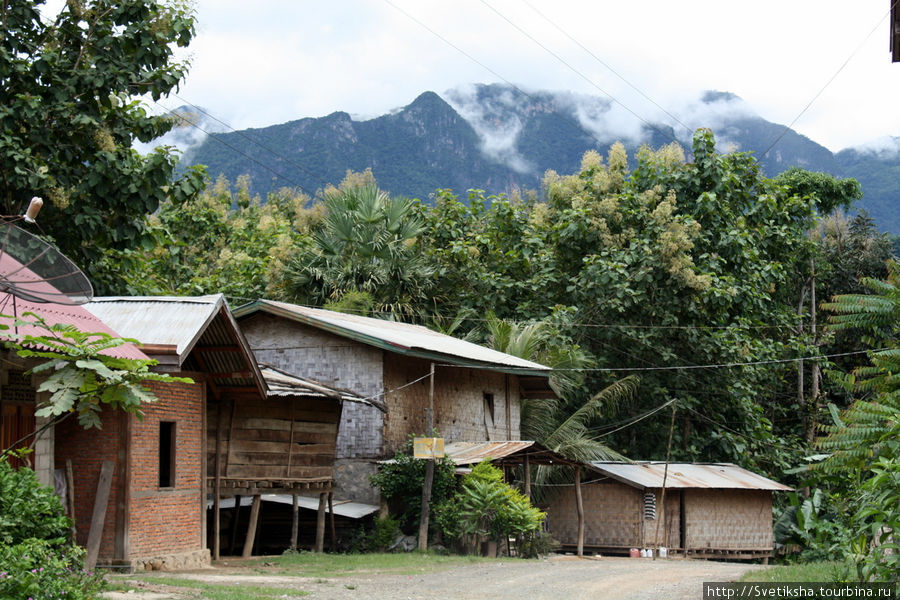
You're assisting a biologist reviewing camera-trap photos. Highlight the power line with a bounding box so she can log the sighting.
[520,0,690,136]
[479,0,684,144]
[147,99,316,197]
[762,3,895,158]
[436,348,885,374]
[383,0,682,150]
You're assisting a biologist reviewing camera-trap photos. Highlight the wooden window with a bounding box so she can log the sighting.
[159,421,176,488]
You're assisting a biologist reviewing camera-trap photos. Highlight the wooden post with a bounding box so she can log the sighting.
[65,460,77,542]
[229,494,241,554]
[85,460,115,569]
[213,401,225,560]
[315,492,327,552]
[524,454,531,500]
[242,494,261,558]
[328,491,336,551]
[417,363,436,551]
[290,493,299,551]
[575,465,584,557]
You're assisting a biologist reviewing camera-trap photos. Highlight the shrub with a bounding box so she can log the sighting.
[369,438,457,534]
[0,458,106,599]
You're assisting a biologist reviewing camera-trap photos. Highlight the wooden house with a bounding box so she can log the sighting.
[544,462,792,559]
[83,296,369,563]
[233,300,556,504]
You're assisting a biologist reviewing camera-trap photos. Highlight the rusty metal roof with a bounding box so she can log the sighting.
[442,441,536,465]
[234,300,554,378]
[261,364,372,406]
[589,462,792,491]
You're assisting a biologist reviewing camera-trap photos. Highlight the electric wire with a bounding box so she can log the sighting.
[521,0,690,135]
[479,0,686,142]
[382,0,683,149]
[761,2,896,158]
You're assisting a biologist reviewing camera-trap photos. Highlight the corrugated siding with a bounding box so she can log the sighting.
[590,462,792,491]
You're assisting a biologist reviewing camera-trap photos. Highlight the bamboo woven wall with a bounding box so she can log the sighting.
[684,489,773,550]
[545,481,775,552]
[545,481,643,548]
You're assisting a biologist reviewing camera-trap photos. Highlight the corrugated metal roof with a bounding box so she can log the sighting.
[0,293,147,360]
[589,462,792,491]
[84,295,224,356]
[84,296,266,398]
[234,300,552,375]
[261,364,370,405]
[442,440,535,465]
[208,494,379,519]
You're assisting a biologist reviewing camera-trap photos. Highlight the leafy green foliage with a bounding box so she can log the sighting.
[130,174,314,300]
[369,440,457,534]
[844,457,900,586]
[435,461,546,557]
[0,0,206,293]
[1,312,191,429]
[0,459,106,599]
[773,489,848,561]
[281,179,435,316]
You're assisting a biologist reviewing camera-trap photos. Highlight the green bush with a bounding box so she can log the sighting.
[0,538,106,600]
[369,438,457,534]
[0,458,70,545]
[0,459,106,599]
[440,461,547,557]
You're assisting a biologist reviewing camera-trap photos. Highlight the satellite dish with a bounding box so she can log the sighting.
[0,201,93,305]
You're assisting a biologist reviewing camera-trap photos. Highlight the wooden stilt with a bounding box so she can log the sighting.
[328,491,336,551]
[65,460,77,542]
[575,466,584,558]
[213,402,225,560]
[290,493,299,551]
[242,494,261,558]
[229,494,242,554]
[315,492,327,553]
[524,455,531,500]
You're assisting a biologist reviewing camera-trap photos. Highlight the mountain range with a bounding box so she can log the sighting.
[177,84,900,234]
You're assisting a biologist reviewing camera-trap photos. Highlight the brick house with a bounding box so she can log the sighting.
[233,300,556,503]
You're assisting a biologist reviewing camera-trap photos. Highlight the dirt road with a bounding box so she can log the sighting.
[109,555,764,600]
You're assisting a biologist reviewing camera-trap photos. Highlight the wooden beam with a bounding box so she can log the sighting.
[65,460,76,542]
[242,494,261,558]
[315,492,327,553]
[208,371,252,379]
[524,454,531,500]
[290,493,299,551]
[328,491,336,551]
[85,460,115,569]
[213,400,225,560]
[575,466,584,558]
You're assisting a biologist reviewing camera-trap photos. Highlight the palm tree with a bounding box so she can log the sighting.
[480,313,638,500]
[282,183,435,317]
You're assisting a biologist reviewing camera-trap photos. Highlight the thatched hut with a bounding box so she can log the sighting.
[544,462,791,559]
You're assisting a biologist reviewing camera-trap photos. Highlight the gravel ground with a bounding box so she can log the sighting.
[107,555,765,600]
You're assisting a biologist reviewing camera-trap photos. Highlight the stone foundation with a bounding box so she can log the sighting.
[333,459,380,505]
[124,548,210,572]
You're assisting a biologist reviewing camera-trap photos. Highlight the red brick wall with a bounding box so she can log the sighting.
[127,380,204,558]
[54,380,204,562]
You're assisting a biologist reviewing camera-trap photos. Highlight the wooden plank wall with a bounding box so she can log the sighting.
[207,396,340,485]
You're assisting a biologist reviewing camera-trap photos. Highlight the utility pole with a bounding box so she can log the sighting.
[417,363,436,551]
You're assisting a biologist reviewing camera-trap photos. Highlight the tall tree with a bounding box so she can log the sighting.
[0,0,205,292]
[280,178,435,316]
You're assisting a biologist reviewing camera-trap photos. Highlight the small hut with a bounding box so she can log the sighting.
[544,462,791,559]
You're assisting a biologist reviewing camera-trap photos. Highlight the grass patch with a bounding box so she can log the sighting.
[740,561,852,583]
[107,576,308,599]
[241,551,497,578]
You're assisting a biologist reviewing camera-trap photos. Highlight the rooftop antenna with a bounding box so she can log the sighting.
[0,197,93,305]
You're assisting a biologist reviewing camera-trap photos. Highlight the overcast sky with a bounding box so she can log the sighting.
[159,1,899,153]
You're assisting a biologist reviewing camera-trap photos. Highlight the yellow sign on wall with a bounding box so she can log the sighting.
[413,437,445,459]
